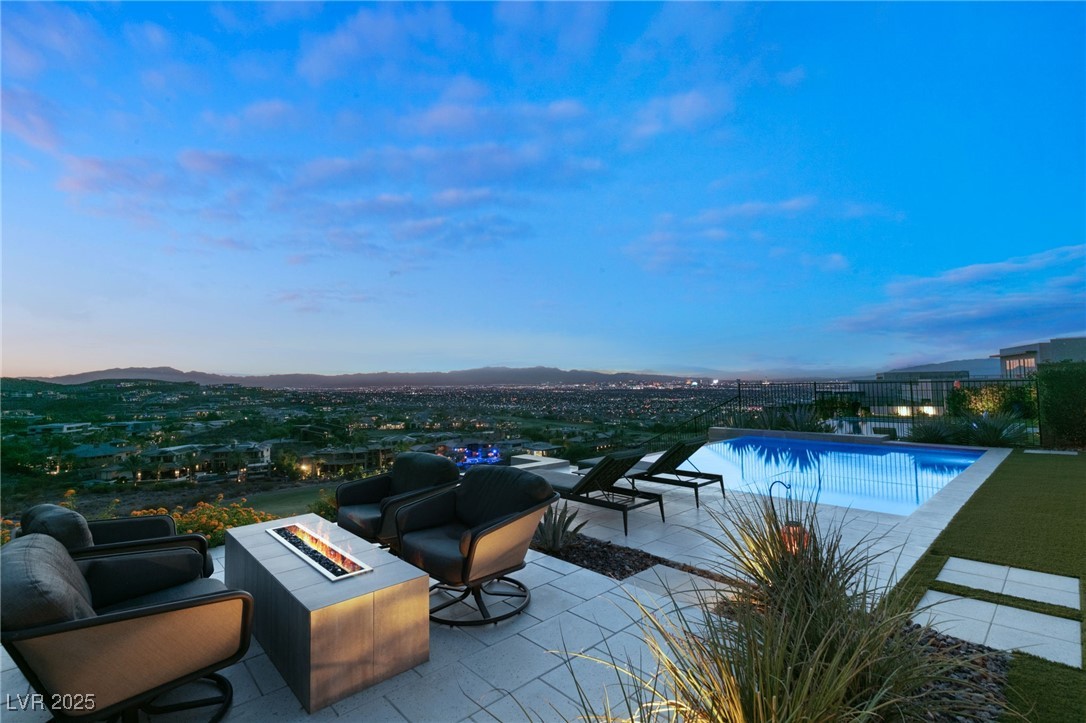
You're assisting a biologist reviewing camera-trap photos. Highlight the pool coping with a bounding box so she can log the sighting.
[704,427,1012,583]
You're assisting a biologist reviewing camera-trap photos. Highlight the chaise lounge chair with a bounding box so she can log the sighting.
[627,439,724,508]
[536,450,664,535]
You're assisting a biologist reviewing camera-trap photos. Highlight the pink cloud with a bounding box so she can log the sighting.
[0,4,104,78]
[432,187,497,209]
[202,99,297,133]
[1,87,62,152]
[297,5,467,84]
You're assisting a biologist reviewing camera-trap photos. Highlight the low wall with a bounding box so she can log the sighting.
[706,427,987,453]
[508,454,573,472]
[707,426,894,445]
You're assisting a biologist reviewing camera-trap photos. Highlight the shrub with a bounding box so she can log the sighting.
[0,518,16,546]
[1037,360,1086,448]
[533,502,586,553]
[132,495,277,547]
[307,488,338,521]
[947,383,1037,419]
[958,413,1030,447]
[569,496,1012,721]
[907,418,961,445]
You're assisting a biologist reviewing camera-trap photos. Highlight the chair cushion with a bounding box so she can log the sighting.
[337,503,382,540]
[455,466,552,528]
[19,504,94,551]
[96,578,228,615]
[1,534,95,631]
[387,452,459,496]
[401,522,469,585]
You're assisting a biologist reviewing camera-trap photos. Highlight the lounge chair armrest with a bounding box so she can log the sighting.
[462,497,555,582]
[6,592,253,716]
[336,474,392,506]
[86,515,176,544]
[78,548,206,609]
[377,482,459,541]
[71,534,213,577]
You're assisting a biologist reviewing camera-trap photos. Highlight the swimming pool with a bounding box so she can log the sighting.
[683,436,984,516]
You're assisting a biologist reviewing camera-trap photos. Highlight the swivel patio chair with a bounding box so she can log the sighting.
[396,465,558,626]
[627,439,724,508]
[16,503,214,578]
[536,450,664,535]
[337,451,461,550]
[1,533,253,723]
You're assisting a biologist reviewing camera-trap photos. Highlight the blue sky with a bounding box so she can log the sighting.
[3,2,1083,379]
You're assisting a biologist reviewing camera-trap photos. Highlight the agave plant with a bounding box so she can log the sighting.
[906,418,961,444]
[958,413,1030,447]
[533,501,587,553]
[778,404,834,433]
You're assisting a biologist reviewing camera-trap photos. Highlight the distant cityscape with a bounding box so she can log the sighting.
[2,336,1081,517]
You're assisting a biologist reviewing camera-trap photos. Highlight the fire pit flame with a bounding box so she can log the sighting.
[267,524,372,581]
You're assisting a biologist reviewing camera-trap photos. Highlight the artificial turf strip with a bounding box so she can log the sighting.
[898,450,1085,723]
[928,581,1081,621]
[927,451,1086,579]
[1001,655,1086,723]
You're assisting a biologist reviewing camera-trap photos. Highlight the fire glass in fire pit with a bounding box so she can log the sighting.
[267,524,372,581]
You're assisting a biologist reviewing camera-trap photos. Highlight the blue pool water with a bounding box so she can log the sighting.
[682,436,984,516]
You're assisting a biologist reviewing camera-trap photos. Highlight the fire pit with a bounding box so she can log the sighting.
[267,523,371,581]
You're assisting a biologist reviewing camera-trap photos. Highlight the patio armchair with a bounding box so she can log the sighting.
[628,439,724,508]
[16,503,214,578]
[1,533,253,723]
[396,465,558,626]
[536,450,664,535]
[337,452,461,549]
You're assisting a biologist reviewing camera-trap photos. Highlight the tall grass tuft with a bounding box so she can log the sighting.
[568,495,1015,721]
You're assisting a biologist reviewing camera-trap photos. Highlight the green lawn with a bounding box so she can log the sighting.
[897,450,1085,723]
[242,484,329,518]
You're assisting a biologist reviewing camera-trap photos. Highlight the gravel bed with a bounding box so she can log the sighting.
[535,533,1012,720]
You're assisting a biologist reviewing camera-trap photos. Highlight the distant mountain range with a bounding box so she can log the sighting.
[20,365,686,388]
[884,358,1000,377]
[13,357,1002,389]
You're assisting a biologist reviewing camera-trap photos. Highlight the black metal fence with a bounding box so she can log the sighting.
[640,378,1041,450]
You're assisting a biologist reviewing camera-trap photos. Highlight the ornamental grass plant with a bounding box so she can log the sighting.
[569,495,1016,722]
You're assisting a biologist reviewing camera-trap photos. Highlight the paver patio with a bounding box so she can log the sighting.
[6,445,1079,721]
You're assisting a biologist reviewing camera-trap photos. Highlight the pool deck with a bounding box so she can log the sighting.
[5,444,1079,722]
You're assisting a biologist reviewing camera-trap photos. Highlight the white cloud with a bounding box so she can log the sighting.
[493,2,608,75]
[695,196,817,223]
[631,88,732,140]
[776,65,806,87]
[124,22,172,54]
[834,245,1086,342]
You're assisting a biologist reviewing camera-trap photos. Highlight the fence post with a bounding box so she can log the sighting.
[1035,377,1044,448]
